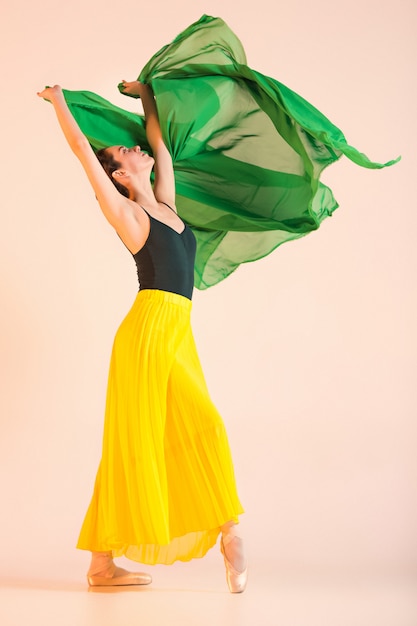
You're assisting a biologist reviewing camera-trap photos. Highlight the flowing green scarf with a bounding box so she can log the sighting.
[60,14,399,289]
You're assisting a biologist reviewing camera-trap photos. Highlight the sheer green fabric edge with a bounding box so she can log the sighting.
[55,15,400,290]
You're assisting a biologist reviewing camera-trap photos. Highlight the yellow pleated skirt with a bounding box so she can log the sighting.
[77,289,244,564]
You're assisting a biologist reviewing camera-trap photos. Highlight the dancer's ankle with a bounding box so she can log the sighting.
[88,551,115,577]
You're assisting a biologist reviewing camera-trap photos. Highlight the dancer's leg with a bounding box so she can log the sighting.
[220,521,248,593]
[220,521,247,573]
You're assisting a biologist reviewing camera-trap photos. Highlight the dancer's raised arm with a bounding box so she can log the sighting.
[120,80,176,209]
[37,85,145,248]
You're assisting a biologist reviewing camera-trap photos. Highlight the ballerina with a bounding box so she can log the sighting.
[37,80,246,592]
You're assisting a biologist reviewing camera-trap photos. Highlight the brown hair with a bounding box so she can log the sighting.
[96,148,130,198]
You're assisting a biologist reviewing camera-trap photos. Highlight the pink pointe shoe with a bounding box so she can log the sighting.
[87,568,152,587]
[87,555,152,587]
[220,528,248,593]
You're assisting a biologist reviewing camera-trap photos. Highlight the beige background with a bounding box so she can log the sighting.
[0,0,415,592]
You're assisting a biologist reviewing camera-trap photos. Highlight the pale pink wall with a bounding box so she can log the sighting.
[0,0,415,579]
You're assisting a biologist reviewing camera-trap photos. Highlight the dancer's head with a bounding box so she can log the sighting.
[96,146,154,199]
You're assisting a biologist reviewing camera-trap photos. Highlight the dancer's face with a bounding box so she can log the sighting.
[106,145,154,175]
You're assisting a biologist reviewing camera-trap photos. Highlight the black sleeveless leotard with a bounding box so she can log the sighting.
[132,208,196,301]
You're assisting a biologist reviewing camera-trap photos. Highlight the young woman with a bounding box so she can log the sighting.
[37,81,246,593]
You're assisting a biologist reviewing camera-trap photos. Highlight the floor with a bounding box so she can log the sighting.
[1,560,416,626]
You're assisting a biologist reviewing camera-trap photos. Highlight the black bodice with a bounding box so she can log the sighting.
[132,212,196,301]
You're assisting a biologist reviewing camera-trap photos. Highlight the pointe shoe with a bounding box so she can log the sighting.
[87,565,152,587]
[220,537,248,593]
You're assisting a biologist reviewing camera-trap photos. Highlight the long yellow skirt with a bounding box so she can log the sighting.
[77,289,244,564]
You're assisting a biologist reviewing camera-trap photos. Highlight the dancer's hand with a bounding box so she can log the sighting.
[119,80,146,98]
[37,85,63,102]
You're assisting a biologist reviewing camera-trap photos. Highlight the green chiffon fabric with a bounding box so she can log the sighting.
[61,15,399,289]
